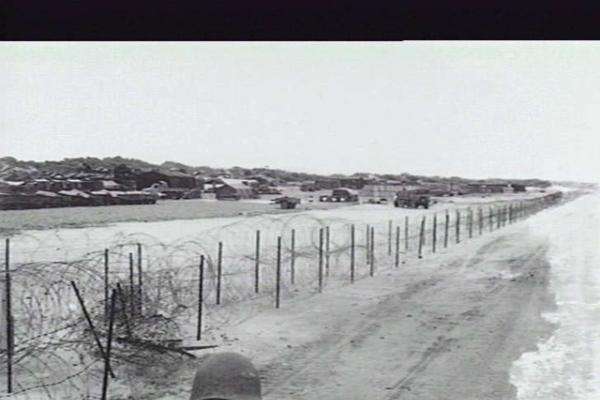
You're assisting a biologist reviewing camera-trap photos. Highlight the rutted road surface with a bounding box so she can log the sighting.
[208,194,598,400]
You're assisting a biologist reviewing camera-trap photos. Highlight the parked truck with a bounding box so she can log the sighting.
[393,190,431,209]
[319,188,359,203]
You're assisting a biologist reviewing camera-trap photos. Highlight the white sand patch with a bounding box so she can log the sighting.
[510,193,600,399]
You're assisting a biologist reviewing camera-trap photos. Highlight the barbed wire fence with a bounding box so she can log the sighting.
[0,191,573,399]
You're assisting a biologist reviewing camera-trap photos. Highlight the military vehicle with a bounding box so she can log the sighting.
[393,190,431,209]
[319,188,359,202]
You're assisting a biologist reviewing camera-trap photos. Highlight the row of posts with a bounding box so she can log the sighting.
[2,197,555,395]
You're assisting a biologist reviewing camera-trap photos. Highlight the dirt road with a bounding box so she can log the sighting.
[101,193,598,400]
[216,201,576,400]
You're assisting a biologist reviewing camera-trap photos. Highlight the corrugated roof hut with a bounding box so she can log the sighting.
[215,179,258,200]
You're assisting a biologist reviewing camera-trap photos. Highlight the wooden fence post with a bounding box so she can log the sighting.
[104,248,109,321]
[370,226,375,276]
[404,216,409,253]
[468,209,473,239]
[418,216,425,259]
[325,226,330,277]
[388,220,392,256]
[365,224,370,266]
[129,253,135,317]
[5,238,12,394]
[350,225,355,283]
[216,242,223,305]
[444,210,449,248]
[455,210,461,244]
[101,290,117,400]
[318,228,324,293]
[432,214,437,253]
[70,281,115,378]
[497,207,501,229]
[276,236,282,308]
[489,207,494,232]
[478,208,483,235]
[395,225,400,267]
[254,230,260,294]
[136,243,143,315]
[196,255,204,341]
[290,229,296,285]
[115,283,132,338]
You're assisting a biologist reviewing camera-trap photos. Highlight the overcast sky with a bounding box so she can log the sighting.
[2,42,599,182]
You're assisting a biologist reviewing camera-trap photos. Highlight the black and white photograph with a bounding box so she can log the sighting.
[1,41,598,399]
